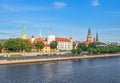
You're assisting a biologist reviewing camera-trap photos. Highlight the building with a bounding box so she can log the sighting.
[22,26,73,52]
[83,28,99,45]
[22,24,27,40]
[83,28,92,45]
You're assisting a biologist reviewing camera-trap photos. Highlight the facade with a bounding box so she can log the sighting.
[83,28,99,45]
[83,28,92,45]
[26,35,73,51]
[22,26,73,52]
[56,37,73,51]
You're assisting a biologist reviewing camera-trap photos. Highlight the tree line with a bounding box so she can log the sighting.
[71,42,120,54]
[0,38,58,53]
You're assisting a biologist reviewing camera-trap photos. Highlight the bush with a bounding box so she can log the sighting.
[76,48,82,54]
[71,49,76,54]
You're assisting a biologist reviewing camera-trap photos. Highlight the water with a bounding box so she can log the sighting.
[0,57,120,83]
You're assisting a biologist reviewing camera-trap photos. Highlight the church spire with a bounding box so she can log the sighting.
[96,32,99,42]
[88,28,91,35]
[22,24,26,34]
[39,27,42,38]
[22,24,27,39]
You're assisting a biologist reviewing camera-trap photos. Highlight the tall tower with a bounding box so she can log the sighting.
[94,37,96,43]
[22,24,27,39]
[96,32,99,42]
[87,28,92,43]
[39,27,42,38]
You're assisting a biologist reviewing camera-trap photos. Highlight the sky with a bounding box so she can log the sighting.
[0,0,120,42]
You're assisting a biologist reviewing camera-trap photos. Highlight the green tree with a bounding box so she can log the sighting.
[77,43,87,51]
[76,48,82,54]
[0,43,2,52]
[35,41,45,52]
[87,47,96,54]
[50,41,58,52]
[20,39,33,52]
[88,43,97,48]
[3,38,33,52]
[71,49,76,54]
[50,41,58,49]
[3,38,17,52]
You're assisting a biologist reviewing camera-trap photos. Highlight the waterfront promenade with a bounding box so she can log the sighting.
[0,53,120,65]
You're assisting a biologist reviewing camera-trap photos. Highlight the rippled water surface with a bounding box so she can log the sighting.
[0,57,120,83]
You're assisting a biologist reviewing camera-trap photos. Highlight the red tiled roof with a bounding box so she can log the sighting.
[55,38,71,42]
[82,41,91,45]
[45,44,50,47]
[26,38,31,42]
[26,37,71,42]
[35,38,46,42]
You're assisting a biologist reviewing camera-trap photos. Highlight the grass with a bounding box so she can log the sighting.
[9,54,22,57]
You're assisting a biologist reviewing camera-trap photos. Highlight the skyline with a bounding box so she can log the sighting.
[0,0,120,42]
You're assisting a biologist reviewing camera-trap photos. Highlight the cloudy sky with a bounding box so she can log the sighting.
[0,0,120,42]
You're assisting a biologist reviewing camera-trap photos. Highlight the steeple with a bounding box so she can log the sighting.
[88,28,91,35]
[94,37,96,43]
[22,24,26,34]
[96,32,99,42]
[22,24,27,39]
[87,28,92,43]
[39,27,42,38]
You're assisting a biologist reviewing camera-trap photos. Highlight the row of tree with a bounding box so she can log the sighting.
[0,38,58,53]
[71,42,120,54]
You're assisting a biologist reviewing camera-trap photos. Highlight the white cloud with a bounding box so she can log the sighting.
[54,2,67,9]
[91,0,100,7]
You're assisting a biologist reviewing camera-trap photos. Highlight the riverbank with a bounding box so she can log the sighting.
[0,53,120,65]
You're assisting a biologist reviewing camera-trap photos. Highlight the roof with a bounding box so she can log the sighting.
[26,37,71,43]
[35,38,47,42]
[55,38,71,42]
[82,41,89,45]
[26,38,31,42]
[45,44,50,47]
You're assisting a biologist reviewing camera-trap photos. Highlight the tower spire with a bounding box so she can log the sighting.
[22,24,26,34]
[96,32,99,42]
[88,28,91,35]
[87,28,92,43]
[39,27,42,38]
[22,24,27,39]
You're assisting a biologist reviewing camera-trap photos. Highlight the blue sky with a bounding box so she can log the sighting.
[0,0,120,42]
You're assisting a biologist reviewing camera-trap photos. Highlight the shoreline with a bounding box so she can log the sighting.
[0,53,120,65]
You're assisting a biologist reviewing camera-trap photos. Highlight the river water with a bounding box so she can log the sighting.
[0,57,120,83]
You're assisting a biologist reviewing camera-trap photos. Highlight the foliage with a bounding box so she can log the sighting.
[88,43,97,48]
[0,43,2,52]
[35,41,45,52]
[50,41,58,49]
[10,54,22,57]
[3,38,33,52]
[71,49,76,54]
[77,43,87,51]
[87,45,120,54]
[76,48,82,54]
[71,48,82,54]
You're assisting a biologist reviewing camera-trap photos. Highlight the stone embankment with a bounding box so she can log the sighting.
[0,54,120,65]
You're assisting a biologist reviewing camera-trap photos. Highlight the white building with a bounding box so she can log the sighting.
[27,35,73,51]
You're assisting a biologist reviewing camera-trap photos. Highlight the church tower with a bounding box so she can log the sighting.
[87,28,92,43]
[39,27,42,38]
[94,37,96,43]
[93,32,99,43]
[22,24,27,39]
[96,32,99,42]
